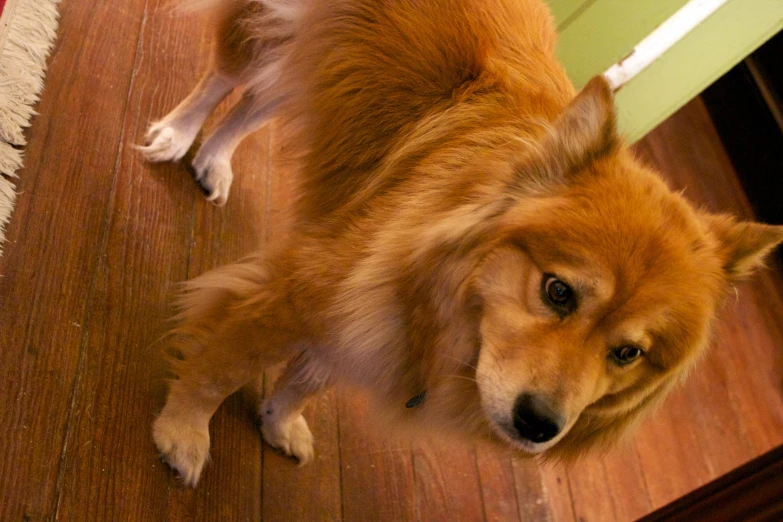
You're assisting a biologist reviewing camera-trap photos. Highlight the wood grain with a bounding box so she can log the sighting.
[566,450,651,522]
[412,440,484,522]
[511,457,553,522]
[539,463,576,522]
[474,446,521,522]
[338,394,417,522]
[600,445,652,520]
[261,369,343,522]
[52,4,213,521]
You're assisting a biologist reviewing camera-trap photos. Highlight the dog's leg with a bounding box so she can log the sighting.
[141,0,293,203]
[153,362,248,487]
[153,256,301,486]
[259,350,331,464]
[191,92,282,205]
[139,67,239,163]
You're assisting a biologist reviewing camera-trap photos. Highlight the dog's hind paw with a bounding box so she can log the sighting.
[191,152,233,207]
[137,120,198,163]
[260,412,314,465]
[152,414,210,487]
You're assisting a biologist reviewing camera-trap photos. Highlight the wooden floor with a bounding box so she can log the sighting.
[2,1,782,521]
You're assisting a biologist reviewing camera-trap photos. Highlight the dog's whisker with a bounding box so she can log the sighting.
[442,354,481,373]
[440,374,479,384]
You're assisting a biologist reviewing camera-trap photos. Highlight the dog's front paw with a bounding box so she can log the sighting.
[191,152,233,206]
[138,120,198,163]
[260,410,314,465]
[153,413,210,487]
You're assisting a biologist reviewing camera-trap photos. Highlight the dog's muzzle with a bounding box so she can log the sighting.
[512,393,565,444]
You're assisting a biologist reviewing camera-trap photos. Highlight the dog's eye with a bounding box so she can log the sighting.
[542,275,575,314]
[610,346,644,366]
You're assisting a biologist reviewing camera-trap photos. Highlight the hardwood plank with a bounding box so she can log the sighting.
[510,458,552,522]
[538,463,576,522]
[475,447,521,522]
[683,342,762,474]
[261,390,343,522]
[153,17,286,518]
[633,384,724,507]
[566,448,651,522]
[412,440,484,522]
[642,100,783,459]
[627,324,756,508]
[49,3,280,518]
[50,3,209,520]
[566,458,617,521]
[338,394,417,522]
[0,0,148,519]
[708,287,783,455]
[260,367,343,522]
[601,446,653,520]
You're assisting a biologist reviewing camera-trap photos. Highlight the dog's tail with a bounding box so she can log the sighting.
[161,252,300,378]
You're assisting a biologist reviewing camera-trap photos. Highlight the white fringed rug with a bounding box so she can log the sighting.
[0,0,59,255]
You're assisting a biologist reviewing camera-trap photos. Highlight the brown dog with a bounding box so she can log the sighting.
[141,0,783,486]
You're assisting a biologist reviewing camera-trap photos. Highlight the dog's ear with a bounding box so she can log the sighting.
[546,75,618,171]
[513,75,618,191]
[702,214,783,284]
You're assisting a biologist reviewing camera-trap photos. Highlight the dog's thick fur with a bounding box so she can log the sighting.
[142,0,783,486]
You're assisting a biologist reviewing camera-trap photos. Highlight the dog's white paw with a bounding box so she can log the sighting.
[191,152,233,207]
[138,120,198,163]
[260,409,314,465]
[153,413,210,487]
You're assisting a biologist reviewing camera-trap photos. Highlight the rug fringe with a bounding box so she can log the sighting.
[0,0,60,254]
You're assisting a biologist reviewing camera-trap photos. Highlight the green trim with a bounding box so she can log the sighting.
[555,0,690,88]
[547,0,783,142]
[614,0,783,142]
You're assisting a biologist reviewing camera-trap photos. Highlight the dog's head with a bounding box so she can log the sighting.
[468,77,783,458]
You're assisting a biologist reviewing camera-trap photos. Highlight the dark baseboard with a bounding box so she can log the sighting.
[701,30,783,227]
[639,445,783,522]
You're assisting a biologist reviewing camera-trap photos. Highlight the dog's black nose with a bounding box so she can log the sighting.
[513,394,564,444]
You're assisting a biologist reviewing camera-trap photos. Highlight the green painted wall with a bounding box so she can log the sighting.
[546,0,590,28]
[555,0,690,88]
[547,0,783,142]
